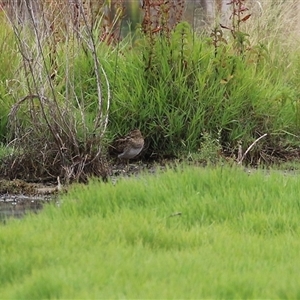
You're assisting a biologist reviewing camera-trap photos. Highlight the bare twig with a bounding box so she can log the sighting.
[237,133,268,164]
[3,0,112,182]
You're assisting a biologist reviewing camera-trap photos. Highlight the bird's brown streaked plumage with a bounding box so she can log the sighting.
[110,129,144,160]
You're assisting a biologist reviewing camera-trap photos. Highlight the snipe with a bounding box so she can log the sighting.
[110,129,144,168]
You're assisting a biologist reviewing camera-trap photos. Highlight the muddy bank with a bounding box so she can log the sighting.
[0,194,57,220]
[0,178,61,221]
[0,162,155,220]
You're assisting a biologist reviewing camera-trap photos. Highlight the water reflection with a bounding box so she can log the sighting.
[0,195,55,221]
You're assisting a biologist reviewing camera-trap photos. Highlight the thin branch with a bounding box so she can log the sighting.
[238,133,268,164]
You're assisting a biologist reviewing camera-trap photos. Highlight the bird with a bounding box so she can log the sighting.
[110,129,144,168]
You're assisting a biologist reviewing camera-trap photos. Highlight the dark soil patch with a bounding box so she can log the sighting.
[1,154,300,221]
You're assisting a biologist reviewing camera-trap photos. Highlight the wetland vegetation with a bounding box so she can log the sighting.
[1,0,300,298]
[0,0,300,182]
[2,166,300,298]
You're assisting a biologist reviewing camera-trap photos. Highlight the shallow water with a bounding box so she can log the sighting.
[0,194,56,221]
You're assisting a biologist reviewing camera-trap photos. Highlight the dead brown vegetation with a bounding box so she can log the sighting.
[1,0,118,183]
[0,0,191,183]
[3,93,109,183]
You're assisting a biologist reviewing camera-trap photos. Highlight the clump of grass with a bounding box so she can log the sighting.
[108,24,292,162]
[107,0,300,163]
[0,12,20,142]
[1,166,300,298]
[187,130,223,165]
[0,1,120,182]
[1,0,300,178]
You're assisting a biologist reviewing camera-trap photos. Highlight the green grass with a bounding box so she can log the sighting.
[104,17,300,158]
[0,13,20,142]
[1,165,300,298]
[1,2,300,160]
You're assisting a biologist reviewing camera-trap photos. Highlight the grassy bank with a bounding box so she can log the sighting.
[1,165,300,298]
[0,1,300,182]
